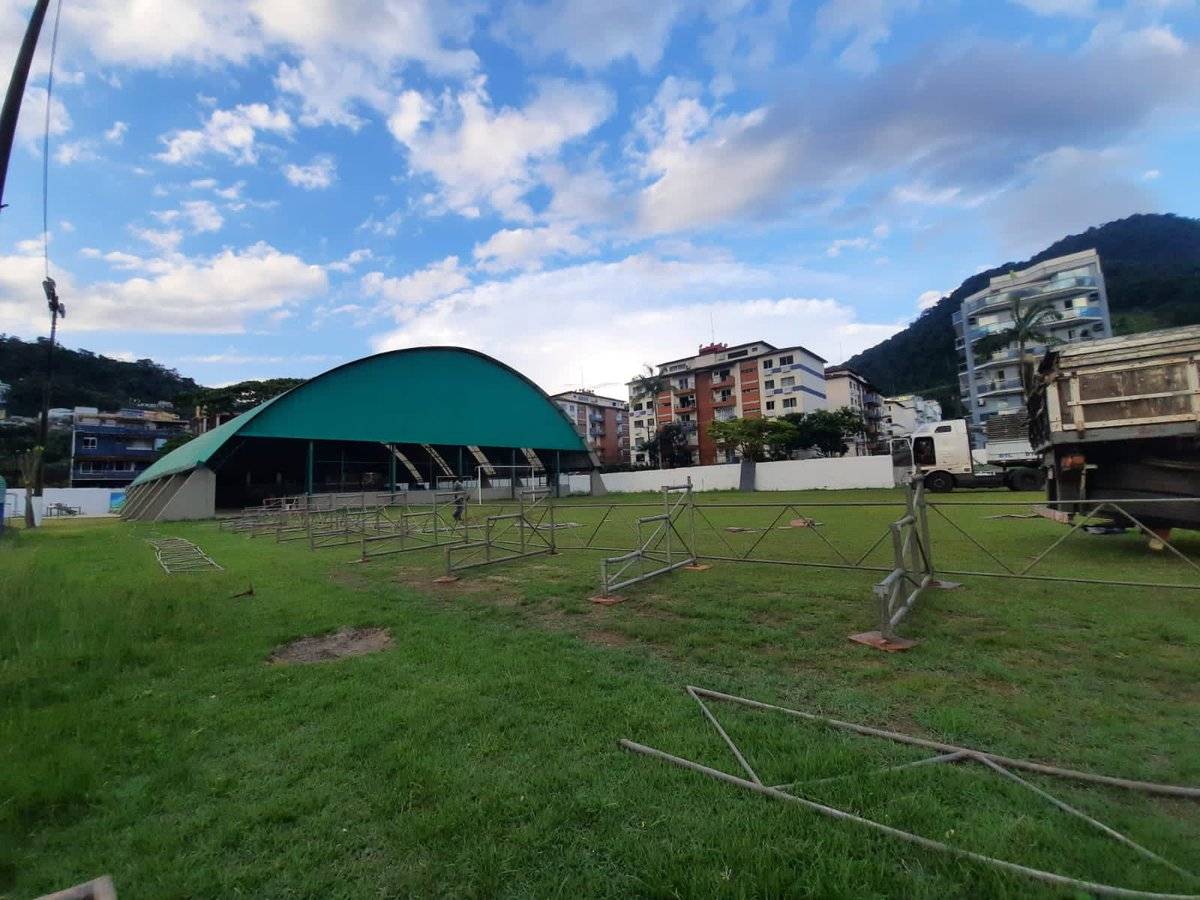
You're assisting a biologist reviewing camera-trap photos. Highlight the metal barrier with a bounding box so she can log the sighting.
[597,481,696,596]
[443,489,556,575]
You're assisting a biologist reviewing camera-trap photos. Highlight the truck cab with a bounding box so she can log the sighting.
[896,418,1042,492]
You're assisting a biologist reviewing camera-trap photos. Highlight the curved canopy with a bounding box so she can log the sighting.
[133,347,587,486]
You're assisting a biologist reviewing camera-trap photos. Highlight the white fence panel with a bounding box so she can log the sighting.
[754,455,895,491]
[4,487,127,518]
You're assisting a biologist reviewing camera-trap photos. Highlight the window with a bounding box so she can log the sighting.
[764,379,775,389]
[679,413,691,422]
[762,359,773,369]
[781,376,795,388]
[934,424,953,434]
[726,349,748,359]
[782,398,797,409]
[717,368,730,381]
[778,354,793,366]
[765,401,775,411]
[81,436,98,449]
[79,462,94,473]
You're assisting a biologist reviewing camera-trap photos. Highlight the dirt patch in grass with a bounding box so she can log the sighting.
[583,629,633,647]
[269,627,393,664]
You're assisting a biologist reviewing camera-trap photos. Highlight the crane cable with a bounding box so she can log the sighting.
[41,0,64,280]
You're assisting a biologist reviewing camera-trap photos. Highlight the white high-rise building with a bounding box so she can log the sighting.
[953,248,1112,427]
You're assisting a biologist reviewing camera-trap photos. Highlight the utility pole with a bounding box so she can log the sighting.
[35,277,65,496]
[0,0,52,213]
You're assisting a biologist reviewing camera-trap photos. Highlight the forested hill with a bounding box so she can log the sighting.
[844,213,1200,416]
[0,336,199,416]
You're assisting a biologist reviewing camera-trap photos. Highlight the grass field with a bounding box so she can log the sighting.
[2,487,1199,898]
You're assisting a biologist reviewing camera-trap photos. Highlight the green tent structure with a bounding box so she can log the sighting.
[122,347,592,521]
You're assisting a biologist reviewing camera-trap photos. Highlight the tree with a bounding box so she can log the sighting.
[707,417,798,462]
[156,432,196,456]
[17,447,41,527]
[643,421,691,468]
[782,407,865,457]
[972,295,1063,399]
[174,378,305,417]
[630,364,670,468]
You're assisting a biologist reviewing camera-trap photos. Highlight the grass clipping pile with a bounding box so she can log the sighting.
[269,627,393,664]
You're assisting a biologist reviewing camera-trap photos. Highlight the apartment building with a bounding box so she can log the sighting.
[550,390,630,466]
[823,366,885,455]
[70,406,188,488]
[953,248,1111,426]
[883,394,942,438]
[628,341,827,466]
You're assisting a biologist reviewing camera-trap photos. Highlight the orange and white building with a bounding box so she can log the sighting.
[550,390,630,466]
[628,341,828,466]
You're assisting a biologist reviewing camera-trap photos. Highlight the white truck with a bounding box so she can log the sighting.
[894,415,1043,492]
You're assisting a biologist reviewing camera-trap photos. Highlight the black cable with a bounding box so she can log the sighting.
[41,0,63,277]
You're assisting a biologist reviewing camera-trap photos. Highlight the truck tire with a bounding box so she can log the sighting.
[925,471,954,493]
[1007,467,1042,492]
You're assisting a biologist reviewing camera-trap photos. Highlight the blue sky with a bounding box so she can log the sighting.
[1,0,1198,396]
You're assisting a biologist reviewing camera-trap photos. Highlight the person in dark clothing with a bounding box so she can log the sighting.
[452,480,466,521]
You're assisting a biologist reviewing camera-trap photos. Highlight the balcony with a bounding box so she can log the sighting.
[963,275,1098,316]
[672,385,696,396]
[74,422,184,437]
[976,378,1023,398]
[1055,306,1104,323]
[709,376,735,389]
[711,395,736,408]
[75,445,162,459]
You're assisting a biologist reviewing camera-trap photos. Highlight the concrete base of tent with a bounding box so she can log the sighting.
[123,468,216,522]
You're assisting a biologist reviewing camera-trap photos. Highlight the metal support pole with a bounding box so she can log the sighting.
[389,447,396,495]
[0,0,50,213]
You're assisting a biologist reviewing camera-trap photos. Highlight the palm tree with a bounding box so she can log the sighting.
[631,365,669,469]
[973,295,1063,401]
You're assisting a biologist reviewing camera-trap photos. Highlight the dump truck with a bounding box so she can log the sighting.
[1029,325,1200,530]
[895,415,1042,492]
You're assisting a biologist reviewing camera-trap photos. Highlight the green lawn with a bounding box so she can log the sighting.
[2,488,1198,898]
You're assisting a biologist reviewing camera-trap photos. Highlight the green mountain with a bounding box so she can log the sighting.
[0,335,200,417]
[844,213,1200,417]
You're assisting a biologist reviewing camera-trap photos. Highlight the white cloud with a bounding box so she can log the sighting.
[496,0,687,71]
[0,242,327,335]
[993,146,1159,256]
[104,120,128,144]
[131,226,184,253]
[916,289,944,311]
[815,0,920,74]
[826,237,871,257]
[282,154,337,190]
[361,256,470,307]
[1010,0,1097,16]
[16,88,71,154]
[370,253,902,394]
[181,200,224,233]
[1143,168,1161,180]
[388,77,614,220]
[156,103,293,165]
[59,220,75,233]
[358,209,405,237]
[274,57,391,130]
[54,140,97,165]
[179,351,333,365]
[327,248,374,273]
[473,225,591,272]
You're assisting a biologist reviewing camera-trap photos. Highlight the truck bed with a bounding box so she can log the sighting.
[1032,325,1200,448]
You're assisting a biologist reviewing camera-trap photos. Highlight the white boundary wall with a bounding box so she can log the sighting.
[4,487,126,518]
[567,456,894,495]
[755,456,894,491]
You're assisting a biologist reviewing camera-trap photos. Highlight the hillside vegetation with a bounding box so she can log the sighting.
[0,336,199,418]
[845,213,1200,416]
